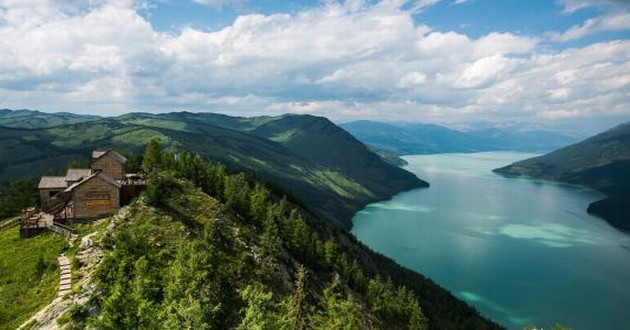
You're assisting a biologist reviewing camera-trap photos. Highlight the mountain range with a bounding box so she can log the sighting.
[0,109,426,230]
[340,120,581,155]
[494,122,630,231]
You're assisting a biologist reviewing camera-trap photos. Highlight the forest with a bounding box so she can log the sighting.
[70,139,430,329]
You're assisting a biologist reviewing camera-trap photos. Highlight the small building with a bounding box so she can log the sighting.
[65,168,92,186]
[35,150,145,222]
[38,176,68,208]
[67,171,121,219]
[91,150,126,180]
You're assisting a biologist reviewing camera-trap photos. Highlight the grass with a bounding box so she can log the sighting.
[0,226,68,329]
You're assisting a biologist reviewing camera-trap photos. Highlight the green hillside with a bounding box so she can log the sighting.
[494,122,630,230]
[0,110,426,230]
[62,149,497,329]
[0,109,100,128]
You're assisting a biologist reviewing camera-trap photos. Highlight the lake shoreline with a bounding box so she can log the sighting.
[352,152,630,330]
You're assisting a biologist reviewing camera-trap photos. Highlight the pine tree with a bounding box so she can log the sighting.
[285,265,309,330]
[313,274,362,329]
[142,138,163,172]
[237,284,283,330]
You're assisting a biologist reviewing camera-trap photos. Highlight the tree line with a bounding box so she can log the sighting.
[87,139,428,329]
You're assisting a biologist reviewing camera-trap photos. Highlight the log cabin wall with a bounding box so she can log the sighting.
[91,154,125,180]
[72,176,120,219]
[39,189,63,207]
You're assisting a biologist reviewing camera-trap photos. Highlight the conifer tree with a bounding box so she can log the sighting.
[142,138,163,172]
[286,265,309,330]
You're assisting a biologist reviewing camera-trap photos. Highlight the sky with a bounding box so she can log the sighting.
[0,0,628,130]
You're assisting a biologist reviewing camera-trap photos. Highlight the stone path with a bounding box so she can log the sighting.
[18,255,73,330]
[58,256,71,298]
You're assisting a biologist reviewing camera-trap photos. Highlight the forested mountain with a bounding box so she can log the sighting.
[341,120,579,155]
[494,122,630,230]
[0,109,425,230]
[0,109,100,128]
[68,146,498,329]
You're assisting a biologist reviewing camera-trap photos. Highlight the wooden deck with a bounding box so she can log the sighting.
[21,211,54,229]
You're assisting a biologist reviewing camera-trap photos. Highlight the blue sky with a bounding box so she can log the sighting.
[0,0,628,131]
[145,0,618,42]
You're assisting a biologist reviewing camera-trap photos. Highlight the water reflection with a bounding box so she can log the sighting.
[497,223,598,248]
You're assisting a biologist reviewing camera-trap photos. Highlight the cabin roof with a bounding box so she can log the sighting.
[38,176,68,189]
[65,171,122,192]
[92,150,127,164]
[65,169,92,182]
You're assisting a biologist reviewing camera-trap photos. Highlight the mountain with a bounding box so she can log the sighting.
[340,120,579,155]
[0,109,100,128]
[3,153,498,329]
[0,110,426,230]
[494,122,630,231]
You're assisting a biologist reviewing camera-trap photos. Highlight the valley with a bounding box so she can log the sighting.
[1,109,628,330]
[0,1,627,329]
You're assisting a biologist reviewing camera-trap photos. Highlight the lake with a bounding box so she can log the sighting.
[351,152,630,330]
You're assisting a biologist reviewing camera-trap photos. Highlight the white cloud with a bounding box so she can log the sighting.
[398,71,428,87]
[0,0,628,123]
[191,0,244,9]
[556,0,628,13]
[455,54,516,89]
[551,11,630,42]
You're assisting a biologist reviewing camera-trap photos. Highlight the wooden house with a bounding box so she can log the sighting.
[91,150,126,180]
[38,176,68,208]
[38,168,93,208]
[66,171,121,219]
[35,149,145,222]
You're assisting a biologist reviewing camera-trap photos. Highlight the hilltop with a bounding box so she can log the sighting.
[494,122,630,230]
[0,109,426,230]
[0,109,100,128]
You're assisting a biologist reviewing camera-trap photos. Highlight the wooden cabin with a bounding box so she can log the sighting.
[38,176,68,208]
[38,168,93,208]
[35,149,145,223]
[67,172,121,219]
[65,168,92,186]
[91,150,126,180]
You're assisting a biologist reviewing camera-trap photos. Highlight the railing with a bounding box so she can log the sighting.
[52,221,77,234]
[48,222,77,238]
[43,193,72,220]
[0,218,19,231]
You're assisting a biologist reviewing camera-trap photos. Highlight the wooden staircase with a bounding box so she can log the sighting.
[42,192,72,221]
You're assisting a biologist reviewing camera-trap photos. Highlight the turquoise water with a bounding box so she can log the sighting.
[351,152,630,330]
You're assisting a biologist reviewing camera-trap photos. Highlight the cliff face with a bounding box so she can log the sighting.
[494,122,630,231]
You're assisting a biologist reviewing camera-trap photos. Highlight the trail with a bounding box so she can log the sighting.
[57,256,71,298]
[17,255,73,330]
